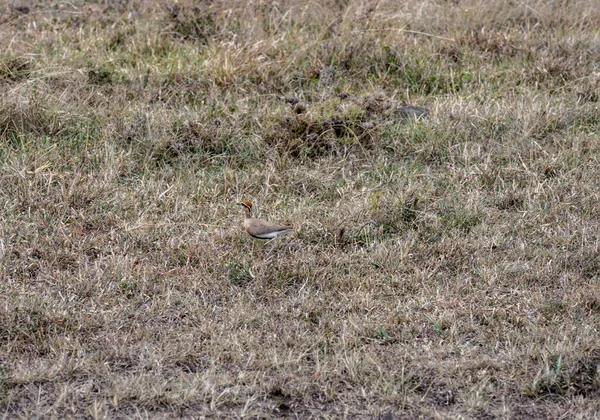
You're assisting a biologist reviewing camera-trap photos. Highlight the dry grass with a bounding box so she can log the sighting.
[1,0,599,418]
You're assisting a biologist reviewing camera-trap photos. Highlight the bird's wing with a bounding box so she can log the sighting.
[247,218,293,239]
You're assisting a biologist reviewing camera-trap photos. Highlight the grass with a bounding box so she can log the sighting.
[1,0,599,417]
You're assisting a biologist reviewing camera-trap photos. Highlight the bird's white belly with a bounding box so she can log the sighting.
[255,229,290,239]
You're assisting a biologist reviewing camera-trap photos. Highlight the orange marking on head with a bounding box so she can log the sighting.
[240,200,253,209]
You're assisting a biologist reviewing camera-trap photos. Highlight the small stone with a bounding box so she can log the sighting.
[360,121,376,130]
[395,105,430,119]
[319,66,336,86]
[13,6,30,14]
[284,96,299,105]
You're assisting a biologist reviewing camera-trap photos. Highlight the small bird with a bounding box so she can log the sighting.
[238,200,294,239]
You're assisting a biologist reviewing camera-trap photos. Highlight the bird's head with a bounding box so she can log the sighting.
[238,200,253,213]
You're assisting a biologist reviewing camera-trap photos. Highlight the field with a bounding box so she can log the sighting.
[1,0,599,418]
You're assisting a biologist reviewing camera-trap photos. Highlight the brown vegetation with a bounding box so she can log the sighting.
[1,0,599,417]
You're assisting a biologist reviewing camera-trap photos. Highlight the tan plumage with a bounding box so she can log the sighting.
[239,200,294,239]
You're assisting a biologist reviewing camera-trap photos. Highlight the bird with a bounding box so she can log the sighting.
[238,200,294,239]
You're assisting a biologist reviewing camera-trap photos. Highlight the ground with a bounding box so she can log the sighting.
[1,0,599,418]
